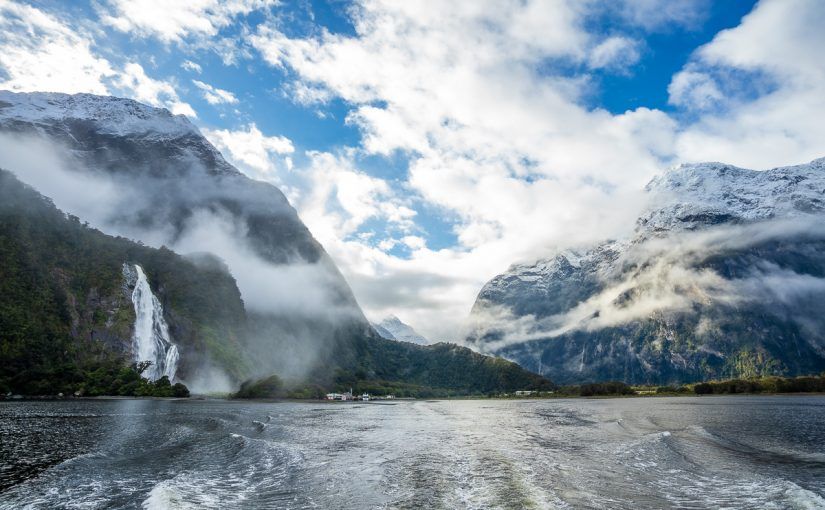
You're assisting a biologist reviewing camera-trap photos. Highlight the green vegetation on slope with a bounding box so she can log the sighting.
[234,374,284,399]
[555,381,635,397]
[692,374,825,395]
[57,360,190,398]
[0,169,247,395]
[237,337,554,399]
[332,338,554,397]
[1,168,552,398]
[556,375,825,398]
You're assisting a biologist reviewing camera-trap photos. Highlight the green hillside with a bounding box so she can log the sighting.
[0,169,552,397]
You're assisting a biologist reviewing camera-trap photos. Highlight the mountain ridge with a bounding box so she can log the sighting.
[372,315,430,345]
[0,89,365,383]
[0,91,552,396]
[468,157,825,385]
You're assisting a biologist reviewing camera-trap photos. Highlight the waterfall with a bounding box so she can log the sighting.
[129,264,179,381]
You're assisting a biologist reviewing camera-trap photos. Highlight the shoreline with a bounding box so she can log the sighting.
[4,392,825,403]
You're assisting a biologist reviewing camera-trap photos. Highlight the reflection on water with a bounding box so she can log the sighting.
[1,396,824,509]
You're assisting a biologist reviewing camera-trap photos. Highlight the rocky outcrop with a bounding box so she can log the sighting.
[469,158,825,385]
[0,91,364,381]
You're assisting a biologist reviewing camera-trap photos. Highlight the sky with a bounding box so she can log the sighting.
[1,0,824,341]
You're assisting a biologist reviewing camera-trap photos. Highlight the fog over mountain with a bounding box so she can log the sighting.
[1,0,825,346]
[0,91,369,390]
[4,3,825,508]
[468,158,825,384]
[0,90,552,397]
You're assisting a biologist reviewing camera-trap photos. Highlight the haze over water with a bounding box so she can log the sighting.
[1,396,824,509]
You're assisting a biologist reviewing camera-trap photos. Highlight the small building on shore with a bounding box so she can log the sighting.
[325,389,355,400]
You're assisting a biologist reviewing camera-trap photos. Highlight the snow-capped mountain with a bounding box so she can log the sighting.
[0,90,337,266]
[372,315,430,345]
[0,90,239,177]
[638,158,825,235]
[0,90,369,382]
[0,91,198,138]
[469,157,825,385]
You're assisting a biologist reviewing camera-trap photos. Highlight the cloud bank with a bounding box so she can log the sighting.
[473,219,825,350]
[2,0,825,345]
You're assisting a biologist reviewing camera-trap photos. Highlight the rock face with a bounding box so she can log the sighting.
[0,91,335,265]
[0,168,553,396]
[0,91,365,382]
[468,158,825,385]
[0,91,554,397]
[0,169,249,392]
[372,315,430,345]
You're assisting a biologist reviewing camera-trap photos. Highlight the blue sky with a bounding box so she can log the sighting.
[1,0,823,339]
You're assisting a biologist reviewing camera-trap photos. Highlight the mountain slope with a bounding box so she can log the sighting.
[0,169,248,394]
[372,315,430,345]
[0,169,551,395]
[468,158,825,385]
[0,90,363,381]
[0,91,552,396]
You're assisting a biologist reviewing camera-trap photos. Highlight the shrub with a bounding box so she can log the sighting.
[234,374,283,399]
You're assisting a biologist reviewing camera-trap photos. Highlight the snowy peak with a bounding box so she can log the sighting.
[372,315,430,345]
[0,90,239,177]
[0,90,198,139]
[480,241,624,296]
[639,157,825,234]
[478,157,825,307]
[468,156,825,384]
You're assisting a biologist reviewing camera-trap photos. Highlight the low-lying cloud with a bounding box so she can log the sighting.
[472,218,825,351]
[0,131,362,387]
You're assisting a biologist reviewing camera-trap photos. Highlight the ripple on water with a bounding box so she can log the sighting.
[1,397,824,509]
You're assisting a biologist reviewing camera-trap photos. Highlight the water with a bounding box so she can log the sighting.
[1,396,824,509]
[129,264,179,381]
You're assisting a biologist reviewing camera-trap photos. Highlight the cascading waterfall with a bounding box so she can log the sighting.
[129,264,179,381]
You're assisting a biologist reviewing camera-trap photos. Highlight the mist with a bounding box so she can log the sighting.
[0,130,363,390]
[472,217,825,351]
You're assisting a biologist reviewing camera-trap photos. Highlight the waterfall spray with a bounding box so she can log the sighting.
[129,264,179,381]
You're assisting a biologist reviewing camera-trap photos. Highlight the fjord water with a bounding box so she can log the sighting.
[1,397,823,509]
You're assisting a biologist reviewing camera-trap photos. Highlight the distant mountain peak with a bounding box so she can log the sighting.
[469,156,825,385]
[372,315,430,345]
[638,157,825,235]
[0,90,198,139]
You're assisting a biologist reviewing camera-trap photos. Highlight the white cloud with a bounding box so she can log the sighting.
[672,0,825,168]
[181,60,203,73]
[402,235,426,251]
[202,123,293,180]
[296,151,415,243]
[99,0,278,44]
[192,79,238,105]
[0,1,195,118]
[0,0,115,94]
[283,81,333,106]
[667,66,723,109]
[612,0,710,31]
[377,239,396,251]
[477,219,825,349]
[250,0,679,339]
[588,36,641,71]
[114,62,196,117]
[6,0,823,348]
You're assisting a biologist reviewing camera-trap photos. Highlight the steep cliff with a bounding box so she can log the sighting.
[0,169,248,394]
[0,91,362,381]
[469,158,825,385]
[0,92,551,396]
